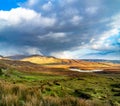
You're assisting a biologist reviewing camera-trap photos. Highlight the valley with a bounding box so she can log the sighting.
[0,55,120,106]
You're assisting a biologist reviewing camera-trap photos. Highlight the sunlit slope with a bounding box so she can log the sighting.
[0,57,120,75]
[46,59,120,71]
[20,55,120,71]
[21,55,63,64]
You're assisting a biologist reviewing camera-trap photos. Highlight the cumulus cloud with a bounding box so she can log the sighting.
[85,7,99,14]
[65,0,78,4]
[26,0,39,7]
[0,0,120,59]
[70,15,83,25]
[50,51,76,59]
[39,32,66,40]
[0,43,42,56]
[49,13,120,59]
[89,14,120,51]
[42,1,53,11]
[91,31,120,51]
[23,46,42,55]
[0,7,56,29]
[19,0,39,8]
[0,43,20,56]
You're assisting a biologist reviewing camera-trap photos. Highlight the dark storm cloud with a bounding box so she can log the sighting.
[0,0,120,59]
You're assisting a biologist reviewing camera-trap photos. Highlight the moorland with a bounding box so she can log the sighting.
[0,55,120,106]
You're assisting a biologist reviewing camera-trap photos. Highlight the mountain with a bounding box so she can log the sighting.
[0,54,120,73]
[82,59,120,64]
[0,55,3,59]
[6,55,31,60]
[20,55,95,65]
[19,55,120,72]
[0,59,61,75]
[0,55,8,60]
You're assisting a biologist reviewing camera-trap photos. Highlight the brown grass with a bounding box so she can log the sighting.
[21,56,62,64]
[20,56,120,72]
[0,80,96,106]
[0,59,120,77]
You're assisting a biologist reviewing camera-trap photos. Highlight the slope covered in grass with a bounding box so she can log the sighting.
[0,59,120,106]
[0,61,120,105]
[21,55,63,65]
[20,55,120,72]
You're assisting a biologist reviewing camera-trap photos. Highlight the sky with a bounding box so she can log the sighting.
[0,0,120,60]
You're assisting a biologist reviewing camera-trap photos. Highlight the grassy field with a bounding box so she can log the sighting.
[0,66,120,106]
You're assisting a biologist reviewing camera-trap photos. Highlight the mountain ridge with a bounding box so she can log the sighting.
[1,54,120,64]
[82,59,120,64]
[0,54,120,72]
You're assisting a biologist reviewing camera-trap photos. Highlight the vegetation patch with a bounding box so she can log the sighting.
[0,60,120,106]
[74,89,92,99]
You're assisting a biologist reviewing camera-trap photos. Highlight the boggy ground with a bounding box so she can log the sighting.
[0,59,120,106]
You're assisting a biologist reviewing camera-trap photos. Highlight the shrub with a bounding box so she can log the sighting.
[111,88,120,92]
[0,69,3,75]
[114,93,120,96]
[74,89,92,99]
[111,84,120,88]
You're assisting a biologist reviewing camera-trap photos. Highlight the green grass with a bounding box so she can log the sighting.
[0,69,120,106]
[0,69,66,85]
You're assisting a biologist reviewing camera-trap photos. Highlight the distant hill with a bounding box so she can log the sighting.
[82,59,120,64]
[6,55,31,60]
[0,55,120,72]
[20,55,90,65]
[21,55,63,65]
[6,54,57,60]
[2,54,120,65]
[0,55,3,59]
[0,55,9,60]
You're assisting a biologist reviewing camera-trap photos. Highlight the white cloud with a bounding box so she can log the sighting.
[0,7,56,30]
[89,14,120,51]
[54,14,120,59]
[90,29,119,50]
[0,43,42,56]
[50,44,120,60]
[70,15,83,25]
[118,38,120,43]
[19,0,39,8]
[50,47,98,59]
[24,46,42,55]
[90,38,95,43]
[62,7,79,18]
[26,0,39,7]
[59,0,78,7]
[0,8,38,26]
[66,0,78,4]
[0,43,20,56]
[108,14,120,30]
[50,51,76,59]
[42,1,53,11]
[85,7,99,14]
[39,32,66,40]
